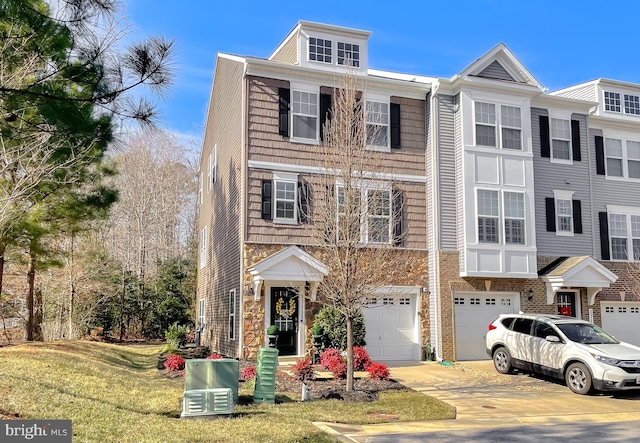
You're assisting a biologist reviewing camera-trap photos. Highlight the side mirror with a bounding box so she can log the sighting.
[545,335,561,343]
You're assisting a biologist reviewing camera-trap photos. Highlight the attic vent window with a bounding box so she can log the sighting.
[309,37,332,63]
[337,42,360,67]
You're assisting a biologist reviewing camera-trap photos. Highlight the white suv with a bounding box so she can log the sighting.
[486,313,640,394]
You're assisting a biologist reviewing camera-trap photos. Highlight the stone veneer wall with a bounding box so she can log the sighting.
[242,243,428,360]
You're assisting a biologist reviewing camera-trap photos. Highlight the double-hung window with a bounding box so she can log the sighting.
[609,212,640,261]
[292,90,318,141]
[604,138,640,179]
[199,226,207,268]
[198,299,205,328]
[366,100,389,150]
[478,190,499,243]
[551,118,571,160]
[198,172,203,206]
[501,105,522,150]
[273,173,298,224]
[367,189,391,243]
[556,199,573,233]
[475,102,497,147]
[504,192,525,244]
[337,185,361,242]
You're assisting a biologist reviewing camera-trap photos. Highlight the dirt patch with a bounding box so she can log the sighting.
[0,408,22,420]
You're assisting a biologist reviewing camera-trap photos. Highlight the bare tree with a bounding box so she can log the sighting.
[309,73,404,391]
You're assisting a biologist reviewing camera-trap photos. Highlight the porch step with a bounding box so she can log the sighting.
[277,356,300,367]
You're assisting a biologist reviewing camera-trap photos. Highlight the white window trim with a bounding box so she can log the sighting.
[475,188,528,246]
[603,89,640,116]
[290,81,320,145]
[553,190,575,237]
[198,299,205,328]
[549,117,572,165]
[336,180,392,245]
[199,226,207,268]
[606,205,640,262]
[198,172,203,206]
[307,36,332,65]
[473,101,523,151]
[229,289,236,340]
[365,93,391,152]
[273,171,299,225]
[504,191,525,245]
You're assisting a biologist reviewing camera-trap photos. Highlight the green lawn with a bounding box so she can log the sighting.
[0,341,455,442]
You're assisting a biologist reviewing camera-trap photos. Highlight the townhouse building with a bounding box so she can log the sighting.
[198,20,638,362]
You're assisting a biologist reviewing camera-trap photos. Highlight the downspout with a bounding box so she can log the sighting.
[428,84,443,362]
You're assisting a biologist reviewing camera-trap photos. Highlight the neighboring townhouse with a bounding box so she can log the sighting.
[198,20,640,363]
[198,21,432,360]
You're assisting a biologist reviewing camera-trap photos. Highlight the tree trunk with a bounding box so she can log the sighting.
[346,314,354,392]
[26,251,36,341]
[0,242,5,305]
[119,264,126,341]
[33,287,43,341]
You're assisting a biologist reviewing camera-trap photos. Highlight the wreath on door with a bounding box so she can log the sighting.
[276,297,296,319]
[559,306,571,316]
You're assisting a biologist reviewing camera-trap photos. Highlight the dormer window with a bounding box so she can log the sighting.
[309,38,332,64]
[625,94,640,115]
[605,91,621,112]
[338,42,359,67]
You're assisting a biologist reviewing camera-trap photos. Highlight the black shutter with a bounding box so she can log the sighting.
[278,88,290,137]
[595,136,605,175]
[298,180,311,223]
[390,103,401,149]
[571,119,581,161]
[599,212,610,260]
[261,179,272,220]
[392,188,404,246]
[319,93,332,142]
[540,115,550,158]
[572,200,582,234]
[545,197,556,232]
[324,184,335,243]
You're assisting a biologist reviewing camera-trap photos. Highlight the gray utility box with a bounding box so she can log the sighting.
[181,388,234,418]
[184,358,239,402]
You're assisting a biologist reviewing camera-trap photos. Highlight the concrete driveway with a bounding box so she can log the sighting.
[315,360,640,441]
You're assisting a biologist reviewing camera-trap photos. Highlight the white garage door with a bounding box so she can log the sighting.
[601,302,640,346]
[454,292,519,361]
[362,294,419,361]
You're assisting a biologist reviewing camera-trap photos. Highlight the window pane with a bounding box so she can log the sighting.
[478,190,499,216]
[606,138,623,157]
[551,119,570,139]
[475,102,495,124]
[625,94,640,115]
[632,215,640,238]
[611,238,628,260]
[501,105,521,128]
[369,218,390,243]
[502,128,521,150]
[505,219,524,244]
[276,201,295,219]
[552,140,570,159]
[476,124,496,147]
[293,115,317,139]
[368,190,390,216]
[605,91,621,112]
[629,160,640,179]
[634,239,640,261]
[478,217,498,243]
[607,158,623,177]
[558,216,572,232]
[610,214,627,237]
[504,192,524,218]
[367,124,388,147]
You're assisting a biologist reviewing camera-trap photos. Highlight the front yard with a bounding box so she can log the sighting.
[0,341,455,442]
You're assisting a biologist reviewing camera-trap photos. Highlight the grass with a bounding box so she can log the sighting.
[0,341,455,443]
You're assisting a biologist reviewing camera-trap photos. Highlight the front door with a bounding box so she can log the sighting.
[271,287,298,355]
[557,292,576,317]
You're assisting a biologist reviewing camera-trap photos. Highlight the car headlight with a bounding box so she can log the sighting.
[591,353,620,366]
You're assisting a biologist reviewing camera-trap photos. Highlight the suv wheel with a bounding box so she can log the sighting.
[565,362,592,395]
[493,347,512,374]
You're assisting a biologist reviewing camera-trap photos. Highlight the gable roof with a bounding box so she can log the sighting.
[540,256,618,305]
[453,42,545,91]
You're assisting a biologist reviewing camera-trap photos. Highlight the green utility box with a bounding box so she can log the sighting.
[184,358,239,402]
[253,347,279,404]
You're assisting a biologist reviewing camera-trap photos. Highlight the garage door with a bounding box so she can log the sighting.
[601,302,640,346]
[454,292,519,361]
[362,294,419,361]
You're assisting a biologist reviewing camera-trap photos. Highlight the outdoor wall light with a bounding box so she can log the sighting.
[527,288,534,302]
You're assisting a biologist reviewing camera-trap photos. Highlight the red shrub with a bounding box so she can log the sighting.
[353,346,371,371]
[319,348,342,370]
[206,353,223,359]
[367,362,390,381]
[291,357,316,381]
[164,354,185,372]
[241,365,257,380]
[327,358,347,379]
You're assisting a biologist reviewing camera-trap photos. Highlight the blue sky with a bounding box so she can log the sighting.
[125,0,640,146]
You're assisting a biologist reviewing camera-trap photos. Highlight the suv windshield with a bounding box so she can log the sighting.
[556,323,619,344]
